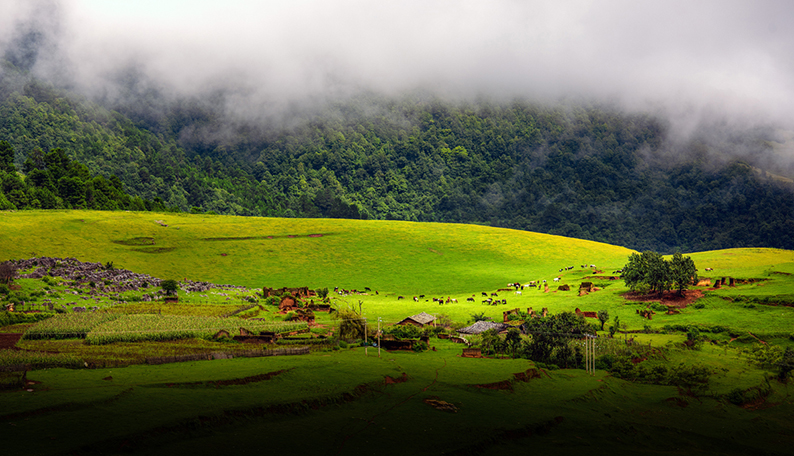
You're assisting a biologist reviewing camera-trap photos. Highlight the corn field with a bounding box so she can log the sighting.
[84,315,308,345]
[22,312,122,340]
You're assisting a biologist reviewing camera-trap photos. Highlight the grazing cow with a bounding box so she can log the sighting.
[413,296,419,302]
[515,291,522,295]
[491,292,498,297]
[553,277,560,282]
[397,296,405,300]
[482,292,488,297]
[419,295,425,298]
[365,287,371,292]
[467,296,475,302]
[449,298,458,303]
[704,267,713,271]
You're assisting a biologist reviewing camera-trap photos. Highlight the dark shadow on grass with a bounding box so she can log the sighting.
[112,237,155,246]
[130,247,176,254]
[201,233,335,241]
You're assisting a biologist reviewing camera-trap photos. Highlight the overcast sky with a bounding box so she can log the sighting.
[2,0,794,130]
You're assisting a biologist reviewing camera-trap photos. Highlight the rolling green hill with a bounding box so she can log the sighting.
[0,210,636,293]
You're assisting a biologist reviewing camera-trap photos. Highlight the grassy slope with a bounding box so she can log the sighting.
[3,210,794,455]
[3,342,792,456]
[3,209,794,329]
[0,210,633,293]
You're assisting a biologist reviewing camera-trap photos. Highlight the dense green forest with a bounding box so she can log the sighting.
[1,65,792,253]
[0,141,165,212]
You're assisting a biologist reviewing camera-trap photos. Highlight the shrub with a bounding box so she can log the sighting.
[650,303,668,312]
[778,347,794,381]
[595,354,616,370]
[383,324,422,340]
[725,386,771,406]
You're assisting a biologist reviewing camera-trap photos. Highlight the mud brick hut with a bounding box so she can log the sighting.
[278,295,301,311]
[575,308,598,318]
[396,312,436,327]
[263,286,314,299]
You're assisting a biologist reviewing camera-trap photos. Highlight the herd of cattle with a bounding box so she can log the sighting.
[381,263,606,305]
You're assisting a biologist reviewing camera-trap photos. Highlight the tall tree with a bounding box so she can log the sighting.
[669,252,698,296]
[0,141,15,173]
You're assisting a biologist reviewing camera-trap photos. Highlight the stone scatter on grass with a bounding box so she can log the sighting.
[9,257,248,295]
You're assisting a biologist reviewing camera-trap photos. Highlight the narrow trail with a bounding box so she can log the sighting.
[335,357,448,455]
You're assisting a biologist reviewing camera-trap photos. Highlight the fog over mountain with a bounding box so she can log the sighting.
[2,1,794,158]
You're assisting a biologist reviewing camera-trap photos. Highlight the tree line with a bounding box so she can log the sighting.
[1,71,793,252]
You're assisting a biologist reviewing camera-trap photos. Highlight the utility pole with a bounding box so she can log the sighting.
[378,317,382,358]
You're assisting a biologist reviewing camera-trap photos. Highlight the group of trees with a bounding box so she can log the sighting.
[472,311,594,368]
[2,67,793,252]
[0,141,166,211]
[622,251,698,295]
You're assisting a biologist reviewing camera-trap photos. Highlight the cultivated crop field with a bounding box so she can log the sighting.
[1,210,793,455]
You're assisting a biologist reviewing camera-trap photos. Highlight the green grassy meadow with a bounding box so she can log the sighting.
[2,210,794,455]
[0,210,633,293]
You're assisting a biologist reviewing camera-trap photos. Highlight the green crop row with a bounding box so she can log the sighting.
[0,349,83,369]
[22,312,122,340]
[85,315,308,345]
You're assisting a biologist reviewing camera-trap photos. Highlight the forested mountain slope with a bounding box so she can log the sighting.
[1,66,792,253]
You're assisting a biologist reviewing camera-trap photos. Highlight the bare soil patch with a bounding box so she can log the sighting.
[0,333,22,350]
[623,289,703,308]
[384,373,409,384]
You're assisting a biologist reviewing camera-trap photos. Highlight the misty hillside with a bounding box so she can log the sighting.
[1,66,792,253]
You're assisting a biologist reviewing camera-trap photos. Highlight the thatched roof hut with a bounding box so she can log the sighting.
[396,312,436,327]
[457,321,509,335]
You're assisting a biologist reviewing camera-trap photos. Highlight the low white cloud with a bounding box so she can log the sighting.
[2,0,794,137]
